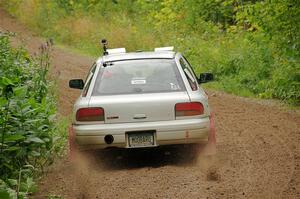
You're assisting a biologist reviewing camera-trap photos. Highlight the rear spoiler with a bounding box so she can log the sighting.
[101,39,174,55]
[154,46,174,52]
[106,48,126,54]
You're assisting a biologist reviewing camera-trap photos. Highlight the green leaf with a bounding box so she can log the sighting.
[18,192,26,199]
[21,105,31,114]
[0,97,8,107]
[13,86,28,98]
[38,125,49,131]
[26,137,44,144]
[4,146,21,152]
[24,119,41,124]
[23,108,39,116]
[26,177,37,193]
[3,163,13,171]
[48,114,56,122]
[0,186,17,199]
[7,179,17,187]
[4,134,25,142]
[0,77,14,86]
[0,190,10,199]
[30,151,41,157]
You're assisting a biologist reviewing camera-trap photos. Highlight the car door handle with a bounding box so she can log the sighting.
[133,114,147,119]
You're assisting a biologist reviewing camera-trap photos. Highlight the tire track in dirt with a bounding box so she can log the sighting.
[1,9,299,199]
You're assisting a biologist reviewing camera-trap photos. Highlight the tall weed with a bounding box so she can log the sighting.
[0,33,66,198]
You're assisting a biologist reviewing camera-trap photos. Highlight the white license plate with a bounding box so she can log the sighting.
[128,132,154,147]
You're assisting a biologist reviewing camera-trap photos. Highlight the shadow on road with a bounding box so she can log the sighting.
[76,144,210,171]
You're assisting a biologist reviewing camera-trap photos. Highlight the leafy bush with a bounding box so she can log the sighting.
[0,33,65,198]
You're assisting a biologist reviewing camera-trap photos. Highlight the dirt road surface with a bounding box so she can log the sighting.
[1,9,299,199]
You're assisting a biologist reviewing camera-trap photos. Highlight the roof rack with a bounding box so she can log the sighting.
[154,46,174,52]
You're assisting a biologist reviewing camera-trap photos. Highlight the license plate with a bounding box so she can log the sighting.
[127,131,155,147]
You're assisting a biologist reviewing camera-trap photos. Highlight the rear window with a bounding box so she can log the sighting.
[92,59,185,95]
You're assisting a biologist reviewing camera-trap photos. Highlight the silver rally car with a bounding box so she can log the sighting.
[69,46,214,149]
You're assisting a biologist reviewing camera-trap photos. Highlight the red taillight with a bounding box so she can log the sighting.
[76,108,104,121]
[175,102,204,117]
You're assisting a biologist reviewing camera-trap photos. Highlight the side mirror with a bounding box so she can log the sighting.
[69,79,84,89]
[198,73,214,84]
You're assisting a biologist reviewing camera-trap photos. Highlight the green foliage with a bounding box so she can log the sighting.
[2,0,299,105]
[237,0,300,56]
[0,33,66,198]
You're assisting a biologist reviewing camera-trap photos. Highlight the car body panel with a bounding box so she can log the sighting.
[71,50,212,149]
[73,117,210,149]
[88,92,190,124]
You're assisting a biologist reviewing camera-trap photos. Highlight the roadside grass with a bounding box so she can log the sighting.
[48,116,69,160]
[54,43,97,60]
[47,194,62,199]
[203,82,255,98]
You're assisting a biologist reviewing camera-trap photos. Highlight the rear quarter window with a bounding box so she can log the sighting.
[82,63,96,97]
[179,58,198,91]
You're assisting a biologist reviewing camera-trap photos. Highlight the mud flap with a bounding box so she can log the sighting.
[203,112,217,155]
[68,125,77,160]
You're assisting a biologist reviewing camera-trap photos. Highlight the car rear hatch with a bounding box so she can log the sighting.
[88,92,190,124]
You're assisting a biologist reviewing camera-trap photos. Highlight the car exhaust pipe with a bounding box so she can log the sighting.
[104,134,114,144]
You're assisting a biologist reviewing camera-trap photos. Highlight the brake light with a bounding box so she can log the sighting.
[76,108,104,121]
[175,102,204,117]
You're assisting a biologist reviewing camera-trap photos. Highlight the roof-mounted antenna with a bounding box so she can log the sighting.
[101,39,108,55]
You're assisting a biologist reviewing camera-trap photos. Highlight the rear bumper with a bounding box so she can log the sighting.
[72,117,210,149]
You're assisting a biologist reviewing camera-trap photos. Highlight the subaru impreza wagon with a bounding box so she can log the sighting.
[69,46,214,149]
